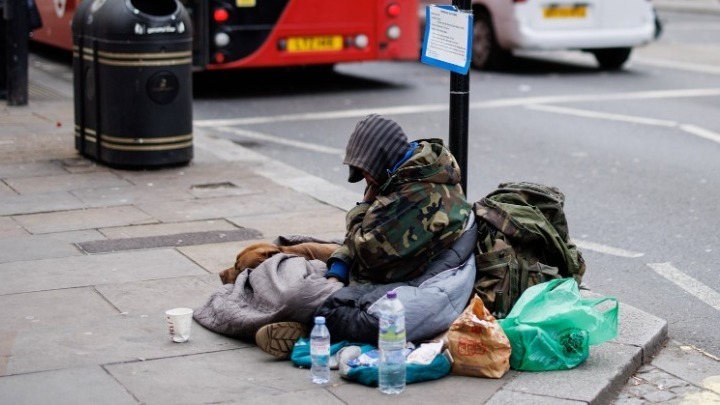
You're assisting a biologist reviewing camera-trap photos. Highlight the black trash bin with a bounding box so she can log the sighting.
[73,0,193,168]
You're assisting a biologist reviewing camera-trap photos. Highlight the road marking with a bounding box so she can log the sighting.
[635,56,720,76]
[525,104,678,127]
[574,239,645,258]
[648,262,720,312]
[679,124,720,145]
[210,104,720,156]
[215,126,344,155]
[193,87,720,127]
[526,104,720,146]
[472,88,720,108]
[194,105,448,127]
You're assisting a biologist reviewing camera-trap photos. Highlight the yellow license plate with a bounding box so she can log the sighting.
[543,5,587,19]
[287,36,343,52]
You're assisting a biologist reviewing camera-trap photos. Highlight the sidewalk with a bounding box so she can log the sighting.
[0,59,669,404]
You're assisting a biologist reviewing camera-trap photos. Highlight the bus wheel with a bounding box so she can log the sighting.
[472,11,509,70]
[592,48,632,71]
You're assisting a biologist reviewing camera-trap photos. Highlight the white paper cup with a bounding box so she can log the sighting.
[166,307,194,343]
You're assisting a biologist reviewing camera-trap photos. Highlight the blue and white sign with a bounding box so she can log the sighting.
[421,5,473,75]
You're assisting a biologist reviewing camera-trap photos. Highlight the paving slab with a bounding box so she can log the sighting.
[0,160,67,179]
[0,330,17,376]
[329,371,508,404]
[95,274,220,316]
[176,236,342,277]
[0,217,27,238]
[112,163,267,191]
[137,192,322,223]
[4,171,131,195]
[188,180,260,199]
[106,348,323,405]
[0,133,75,163]
[501,342,642,405]
[106,347,511,405]
[0,191,85,216]
[12,205,158,234]
[177,240,259,274]
[40,229,107,243]
[0,287,117,329]
[0,366,138,405]
[3,314,244,376]
[0,249,206,295]
[0,181,15,197]
[227,207,347,238]
[614,342,720,404]
[256,389,346,405]
[0,161,67,179]
[191,132,270,165]
[0,234,83,263]
[486,390,586,405]
[651,340,720,393]
[70,183,195,207]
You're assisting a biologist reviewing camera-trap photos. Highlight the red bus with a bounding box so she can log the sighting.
[32,0,420,71]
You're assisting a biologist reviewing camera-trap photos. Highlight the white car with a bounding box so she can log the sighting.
[421,0,660,70]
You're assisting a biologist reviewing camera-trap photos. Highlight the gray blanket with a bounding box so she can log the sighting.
[193,253,342,341]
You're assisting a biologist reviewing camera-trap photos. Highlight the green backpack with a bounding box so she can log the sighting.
[473,182,586,318]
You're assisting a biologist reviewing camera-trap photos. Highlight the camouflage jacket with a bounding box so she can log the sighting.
[330,139,472,283]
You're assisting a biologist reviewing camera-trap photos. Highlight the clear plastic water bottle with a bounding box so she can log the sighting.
[310,316,331,384]
[378,290,406,394]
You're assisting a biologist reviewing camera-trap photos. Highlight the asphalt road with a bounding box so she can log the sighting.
[190,10,720,358]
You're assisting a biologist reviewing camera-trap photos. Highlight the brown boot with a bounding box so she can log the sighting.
[255,322,308,359]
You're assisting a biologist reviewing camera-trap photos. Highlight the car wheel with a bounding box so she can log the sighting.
[472,11,509,70]
[592,48,632,71]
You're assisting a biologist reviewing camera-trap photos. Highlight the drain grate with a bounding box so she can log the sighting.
[76,228,263,254]
[191,182,238,190]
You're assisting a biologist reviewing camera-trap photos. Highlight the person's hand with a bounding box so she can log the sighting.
[363,183,379,203]
[327,276,343,284]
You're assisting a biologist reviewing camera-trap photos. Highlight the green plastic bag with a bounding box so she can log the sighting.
[498,278,618,371]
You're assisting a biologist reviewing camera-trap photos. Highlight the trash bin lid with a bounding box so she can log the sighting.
[85,0,191,42]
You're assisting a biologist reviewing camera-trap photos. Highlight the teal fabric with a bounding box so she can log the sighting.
[290,338,352,368]
[290,338,451,387]
[345,348,451,387]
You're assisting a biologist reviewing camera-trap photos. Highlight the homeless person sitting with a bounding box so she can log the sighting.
[193,114,478,359]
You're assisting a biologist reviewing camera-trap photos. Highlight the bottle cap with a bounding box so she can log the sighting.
[386,291,397,299]
[314,316,325,325]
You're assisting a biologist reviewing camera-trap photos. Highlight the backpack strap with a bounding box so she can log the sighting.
[476,216,495,253]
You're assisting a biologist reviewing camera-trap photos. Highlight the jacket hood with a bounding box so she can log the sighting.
[381,139,463,191]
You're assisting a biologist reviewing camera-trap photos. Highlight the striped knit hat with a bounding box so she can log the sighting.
[344,114,409,183]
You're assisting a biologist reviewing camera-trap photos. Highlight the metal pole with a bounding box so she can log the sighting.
[5,0,29,106]
[0,3,6,100]
[449,0,470,193]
